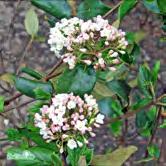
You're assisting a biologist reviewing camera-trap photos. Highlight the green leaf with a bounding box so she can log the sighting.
[148,144,160,158]
[55,65,96,96]
[0,96,4,112]
[91,146,137,166]
[106,80,131,106]
[21,67,43,80]
[34,87,51,100]
[14,77,53,98]
[109,120,122,137]
[28,101,46,114]
[31,0,71,19]
[97,64,128,82]
[143,0,160,13]
[120,44,140,64]
[7,147,53,165]
[24,8,39,37]
[118,0,137,21]
[151,61,160,87]
[159,120,166,128]
[19,129,58,152]
[0,73,15,85]
[93,81,114,99]
[131,98,152,110]
[51,153,62,166]
[138,65,152,97]
[67,146,93,166]
[136,106,157,137]
[157,0,166,14]
[67,148,82,166]
[98,97,122,117]
[6,128,22,141]
[77,0,111,19]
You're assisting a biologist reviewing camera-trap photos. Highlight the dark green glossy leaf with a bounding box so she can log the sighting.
[6,128,22,141]
[159,120,166,128]
[21,67,43,80]
[106,80,131,105]
[118,0,137,21]
[0,96,4,112]
[77,0,111,19]
[131,98,152,110]
[55,65,96,96]
[138,65,152,97]
[28,101,47,114]
[148,144,160,158]
[34,87,51,100]
[109,120,122,137]
[7,147,53,166]
[143,0,160,13]
[67,145,93,166]
[136,106,157,137]
[31,0,71,19]
[120,44,140,64]
[151,61,160,87]
[19,129,58,152]
[157,0,166,14]
[98,97,122,117]
[15,77,53,98]
[51,153,62,166]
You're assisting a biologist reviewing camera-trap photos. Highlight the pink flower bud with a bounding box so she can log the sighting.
[109,67,116,71]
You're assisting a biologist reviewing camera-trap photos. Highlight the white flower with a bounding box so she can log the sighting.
[110,52,118,58]
[67,100,76,109]
[77,141,83,147]
[60,147,64,153]
[75,120,87,133]
[82,60,92,65]
[52,115,64,126]
[67,139,77,149]
[95,113,105,124]
[79,48,87,53]
[4,119,9,126]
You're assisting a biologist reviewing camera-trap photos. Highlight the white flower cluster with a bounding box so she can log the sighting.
[48,15,128,70]
[34,93,104,151]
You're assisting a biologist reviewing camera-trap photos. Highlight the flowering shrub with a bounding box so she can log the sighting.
[48,16,127,70]
[0,0,166,166]
[34,93,104,152]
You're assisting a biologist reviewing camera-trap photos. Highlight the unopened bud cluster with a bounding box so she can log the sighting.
[48,16,128,70]
[34,93,104,152]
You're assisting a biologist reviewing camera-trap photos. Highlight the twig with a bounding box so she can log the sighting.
[4,93,22,105]
[103,1,123,19]
[106,94,165,124]
[68,0,77,16]
[5,99,35,112]
[45,72,62,81]
[47,59,63,76]
[62,153,68,166]
[16,37,34,74]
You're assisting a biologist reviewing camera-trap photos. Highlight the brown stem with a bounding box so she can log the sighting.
[106,94,165,124]
[103,1,123,19]
[4,59,63,106]
[5,99,35,112]
[45,72,62,81]
[47,59,63,76]
[4,93,22,105]
[62,153,68,166]
[16,37,34,74]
